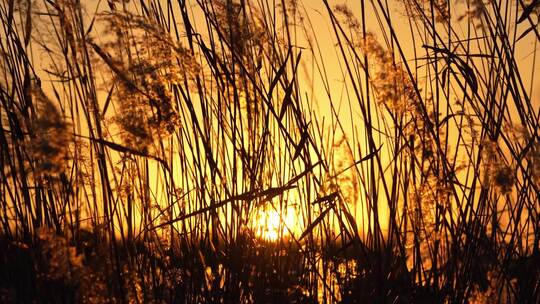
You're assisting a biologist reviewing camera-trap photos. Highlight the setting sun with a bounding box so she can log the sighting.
[252,206,298,241]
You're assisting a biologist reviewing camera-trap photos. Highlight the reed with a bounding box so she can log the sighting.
[0,0,538,303]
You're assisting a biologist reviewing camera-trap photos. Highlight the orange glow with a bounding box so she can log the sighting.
[253,206,298,241]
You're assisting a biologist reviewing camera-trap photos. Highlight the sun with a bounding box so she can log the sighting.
[253,206,297,241]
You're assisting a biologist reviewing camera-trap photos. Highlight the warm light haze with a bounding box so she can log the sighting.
[1,0,539,303]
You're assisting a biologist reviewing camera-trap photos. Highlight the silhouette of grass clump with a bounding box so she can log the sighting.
[0,0,539,303]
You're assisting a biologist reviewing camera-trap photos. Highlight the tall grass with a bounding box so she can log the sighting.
[0,0,538,303]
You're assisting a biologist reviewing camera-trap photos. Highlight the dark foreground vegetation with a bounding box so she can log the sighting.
[1,0,539,302]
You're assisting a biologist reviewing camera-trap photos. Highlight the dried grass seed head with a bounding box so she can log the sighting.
[28,85,71,175]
